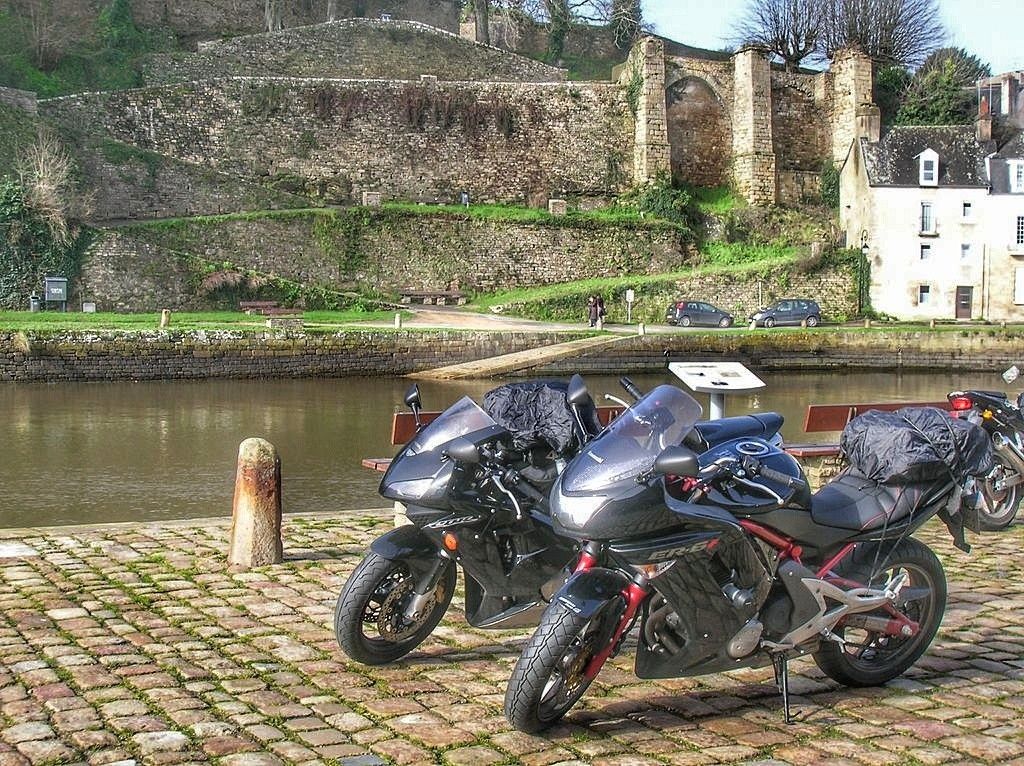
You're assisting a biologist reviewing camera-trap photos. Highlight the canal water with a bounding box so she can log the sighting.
[0,369,1012,528]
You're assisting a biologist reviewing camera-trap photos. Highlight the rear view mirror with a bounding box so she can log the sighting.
[652,445,700,478]
[445,437,481,465]
[567,374,590,408]
[404,384,422,409]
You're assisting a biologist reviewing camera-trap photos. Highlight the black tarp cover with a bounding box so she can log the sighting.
[483,380,578,455]
[840,406,993,485]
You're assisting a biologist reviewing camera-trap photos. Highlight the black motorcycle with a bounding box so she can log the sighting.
[334,377,786,665]
[504,385,992,732]
[948,390,1024,529]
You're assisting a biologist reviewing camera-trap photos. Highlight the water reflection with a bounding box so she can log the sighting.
[0,369,1010,528]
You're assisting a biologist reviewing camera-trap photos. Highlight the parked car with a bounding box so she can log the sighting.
[665,300,734,328]
[749,299,822,328]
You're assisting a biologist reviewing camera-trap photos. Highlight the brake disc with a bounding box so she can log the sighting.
[378,579,436,640]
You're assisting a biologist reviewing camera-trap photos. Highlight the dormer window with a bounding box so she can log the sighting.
[919,149,939,187]
[1010,161,1024,193]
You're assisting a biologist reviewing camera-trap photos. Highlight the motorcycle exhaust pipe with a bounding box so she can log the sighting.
[992,436,1024,485]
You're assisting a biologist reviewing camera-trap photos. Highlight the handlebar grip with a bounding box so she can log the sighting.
[759,464,808,491]
[620,376,644,401]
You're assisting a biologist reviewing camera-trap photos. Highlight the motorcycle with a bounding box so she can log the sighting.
[948,389,1024,529]
[504,385,992,732]
[334,376,786,665]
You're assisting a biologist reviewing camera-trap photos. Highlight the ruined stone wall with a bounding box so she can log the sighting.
[771,71,829,172]
[40,78,631,206]
[83,211,686,310]
[624,38,669,183]
[829,49,873,165]
[664,56,734,187]
[144,20,565,85]
[128,0,461,43]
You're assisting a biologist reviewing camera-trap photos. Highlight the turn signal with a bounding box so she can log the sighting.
[949,396,973,411]
[442,532,458,552]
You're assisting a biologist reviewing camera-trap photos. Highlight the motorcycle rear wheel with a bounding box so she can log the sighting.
[977,449,1022,530]
[334,551,456,665]
[813,538,945,687]
[504,599,615,733]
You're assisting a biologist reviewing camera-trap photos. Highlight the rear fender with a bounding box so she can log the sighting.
[369,525,442,579]
[553,567,631,621]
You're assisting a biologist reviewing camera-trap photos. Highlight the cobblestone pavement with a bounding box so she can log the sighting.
[0,514,1022,766]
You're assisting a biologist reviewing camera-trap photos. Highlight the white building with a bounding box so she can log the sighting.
[840,105,1024,320]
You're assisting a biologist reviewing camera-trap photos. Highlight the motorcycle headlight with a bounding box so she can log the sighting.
[389,477,437,500]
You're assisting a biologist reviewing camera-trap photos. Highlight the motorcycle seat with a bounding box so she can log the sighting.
[810,468,938,531]
[685,413,784,452]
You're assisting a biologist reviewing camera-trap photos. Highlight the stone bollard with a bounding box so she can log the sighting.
[638,322,646,336]
[159,309,171,328]
[394,312,402,329]
[864,318,871,328]
[228,438,283,571]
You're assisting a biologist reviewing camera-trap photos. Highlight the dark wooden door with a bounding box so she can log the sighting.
[955,286,973,319]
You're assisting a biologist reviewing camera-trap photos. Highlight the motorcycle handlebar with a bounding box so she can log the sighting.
[742,456,808,492]
[619,376,644,401]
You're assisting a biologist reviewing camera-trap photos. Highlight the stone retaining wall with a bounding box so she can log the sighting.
[41,78,630,206]
[3,328,1021,382]
[0,86,37,114]
[83,211,686,311]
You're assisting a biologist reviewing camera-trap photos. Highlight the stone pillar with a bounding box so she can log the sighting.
[977,97,993,142]
[831,48,875,164]
[627,37,670,183]
[731,47,777,205]
[228,438,283,571]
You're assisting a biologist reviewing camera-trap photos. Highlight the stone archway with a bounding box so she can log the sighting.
[665,76,731,187]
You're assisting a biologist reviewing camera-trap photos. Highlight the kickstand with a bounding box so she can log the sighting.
[772,653,794,724]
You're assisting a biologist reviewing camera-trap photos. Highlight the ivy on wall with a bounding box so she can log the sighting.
[0,178,93,309]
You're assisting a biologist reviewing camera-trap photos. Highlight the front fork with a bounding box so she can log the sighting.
[403,552,454,623]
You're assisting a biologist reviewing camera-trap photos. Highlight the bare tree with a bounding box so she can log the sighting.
[733,0,824,69]
[819,0,944,68]
[10,0,81,70]
[474,0,490,45]
[327,0,338,22]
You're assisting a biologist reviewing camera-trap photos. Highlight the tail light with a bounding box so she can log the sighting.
[949,395,974,411]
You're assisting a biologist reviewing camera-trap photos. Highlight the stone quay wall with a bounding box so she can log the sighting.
[84,212,687,311]
[41,78,631,206]
[144,20,566,86]
[3,328,1022,383]
[0,330,580,382]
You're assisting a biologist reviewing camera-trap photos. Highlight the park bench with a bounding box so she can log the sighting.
[784,400,951,458]
[398,289,467,306]
[361,405,627,472]
[238,301,301,316]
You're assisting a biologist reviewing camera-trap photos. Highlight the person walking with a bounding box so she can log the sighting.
[587,295,599,327]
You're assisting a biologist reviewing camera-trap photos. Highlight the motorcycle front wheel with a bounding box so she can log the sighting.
[504,599,616,733]
[813,538,945,687]
[334,551,456,665]
[977,448,1022,530]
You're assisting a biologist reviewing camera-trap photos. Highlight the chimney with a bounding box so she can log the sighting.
[977,96,993,142]
[855,103,881,142]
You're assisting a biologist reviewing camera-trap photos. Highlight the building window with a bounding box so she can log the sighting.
[919,150,939,186]
[1012,162,1024,194]
[919,285,931,304]
[961,243,971,260]
[920,243,931,260]
[920,202,934,233]
[1018,216,1024,246]
[963,202,972,219]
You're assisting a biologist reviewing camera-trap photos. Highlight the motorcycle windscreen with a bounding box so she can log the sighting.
[561,385,702,494]
[403,396,498,456]
[381,396,497,506]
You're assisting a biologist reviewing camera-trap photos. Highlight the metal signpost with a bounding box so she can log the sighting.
[668,361,765,420]
[625,288,635,323]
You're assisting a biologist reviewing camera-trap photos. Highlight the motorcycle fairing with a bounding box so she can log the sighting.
[551,568,631,620]
[369,523,448,581]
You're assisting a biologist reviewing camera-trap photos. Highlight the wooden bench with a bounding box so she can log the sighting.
[784,400,951,458]
[238,301,301,316]
[398,290,467,306]
[362,405,626,472]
